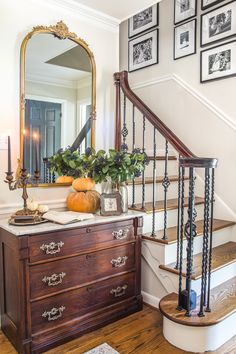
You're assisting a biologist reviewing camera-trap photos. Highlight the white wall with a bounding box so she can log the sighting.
[0,0,119,214]
[119,0,236,218]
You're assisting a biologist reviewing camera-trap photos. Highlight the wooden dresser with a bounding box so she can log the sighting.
[0,213,143,354]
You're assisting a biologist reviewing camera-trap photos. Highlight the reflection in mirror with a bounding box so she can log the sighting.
[24,33,92,184]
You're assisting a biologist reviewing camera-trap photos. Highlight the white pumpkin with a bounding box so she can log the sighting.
[28,200,38,211]
[38,204,49,213]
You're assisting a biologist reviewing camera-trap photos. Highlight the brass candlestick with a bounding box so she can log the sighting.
[5,163,40,215]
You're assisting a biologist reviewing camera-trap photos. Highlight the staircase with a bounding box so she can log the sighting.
[114,71,236,353]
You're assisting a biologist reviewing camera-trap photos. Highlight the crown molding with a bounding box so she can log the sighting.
[26,73,77,89]
[38,0,120,31]
[121,0,163,22]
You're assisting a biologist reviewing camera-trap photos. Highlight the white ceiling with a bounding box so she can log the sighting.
[73,0,162,22]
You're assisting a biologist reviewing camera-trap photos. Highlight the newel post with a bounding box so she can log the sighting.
[114,72,121,150]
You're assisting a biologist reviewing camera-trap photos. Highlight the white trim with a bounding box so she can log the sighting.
[131,73,236,132]
[142,291,160,309]
[26,73,77,89]
[37,0,120,31]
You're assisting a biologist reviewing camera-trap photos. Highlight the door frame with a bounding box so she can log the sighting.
[25,95,67,147]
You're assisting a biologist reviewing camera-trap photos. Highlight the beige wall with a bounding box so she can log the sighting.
[119,0,236,218]
[0,0,119,214]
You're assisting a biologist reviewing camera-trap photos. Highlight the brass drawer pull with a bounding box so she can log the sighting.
[42,272,66,287]
[40,241,64,255]
[112,228,129,240]
[42,306,65,321]
[110,284,128,297]
[111,256,128,268]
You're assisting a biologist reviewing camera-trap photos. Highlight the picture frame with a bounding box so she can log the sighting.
[128,4,159,38]
[174,19,197,60]
[200,40,236,83]
[201,1,236,47]
[100,192,122,216]
[174,0,197,25]
[201,0,225,11]
[128,29,159,72]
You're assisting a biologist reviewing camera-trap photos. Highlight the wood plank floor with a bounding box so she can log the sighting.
[0,305,235,354]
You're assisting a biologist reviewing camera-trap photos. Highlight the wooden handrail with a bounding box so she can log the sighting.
[71,117,92,152]
[114,71,195,158]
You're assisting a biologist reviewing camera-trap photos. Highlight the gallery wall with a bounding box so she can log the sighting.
[0,0,119,215]
[119,0,236,218]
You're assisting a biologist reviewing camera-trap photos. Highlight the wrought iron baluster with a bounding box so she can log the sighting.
[177,166,185,310]
[131,104,136,208]
[184,167,197,317]
[162,140,170,240]
[151,127,157,236]
[206,168,215,313]
[198,168,210,317]
[141,115,146,210]
[175,158,181,270]
[121,94,128,151]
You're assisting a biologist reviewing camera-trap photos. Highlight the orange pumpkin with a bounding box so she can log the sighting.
[72,177,95,191]
[66,190,100,213]
[56,176,74,184]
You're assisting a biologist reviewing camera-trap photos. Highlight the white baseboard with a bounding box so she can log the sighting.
[142,290,160,309]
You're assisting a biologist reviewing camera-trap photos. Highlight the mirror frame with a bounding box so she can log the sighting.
[20,21,96,187]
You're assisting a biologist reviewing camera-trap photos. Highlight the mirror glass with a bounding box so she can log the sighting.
[24,32,93,185]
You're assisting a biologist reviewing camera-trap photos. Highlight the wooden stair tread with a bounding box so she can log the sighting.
[148,155,177,161]
[127,175,189,186]
[159,242,236,280]
[129,196,204,213]
[159,276,236,327]
[142,219,235,245]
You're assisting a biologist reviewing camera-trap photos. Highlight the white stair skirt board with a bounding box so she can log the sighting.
[159,261,236,296]
[142,290,160,309]
[163,313,236,353]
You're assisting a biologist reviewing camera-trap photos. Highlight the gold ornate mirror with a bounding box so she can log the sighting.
[20,21,96,187]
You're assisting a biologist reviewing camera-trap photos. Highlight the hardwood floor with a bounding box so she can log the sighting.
[0,305,235,354]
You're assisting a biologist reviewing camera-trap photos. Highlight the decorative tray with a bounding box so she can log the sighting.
[8,218,49,226]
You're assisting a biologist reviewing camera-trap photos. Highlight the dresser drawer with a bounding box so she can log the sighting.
[30,243,136,299]
[29,220,135,263]
[31,272,136,334]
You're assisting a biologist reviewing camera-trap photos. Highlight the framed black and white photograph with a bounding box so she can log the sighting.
[128,29,158,72]
[174,0,197,25]
[201,1,236,47]
[174,19,197,60]
[100,192,122,216]
[201,0,225,11]
[128,4,159,38]
[200,40,236,82]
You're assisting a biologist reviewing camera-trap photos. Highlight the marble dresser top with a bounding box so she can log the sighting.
[0,210,144,236]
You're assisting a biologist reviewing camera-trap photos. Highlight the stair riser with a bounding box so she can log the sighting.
[159,262,236,296]
[144,162,178,178]
[164,227,233,264]
[127,182,188,204]
[142,206,204,233]
[163,313,236,352]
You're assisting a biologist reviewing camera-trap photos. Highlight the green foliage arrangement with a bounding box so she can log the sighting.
[49,147,149,183]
